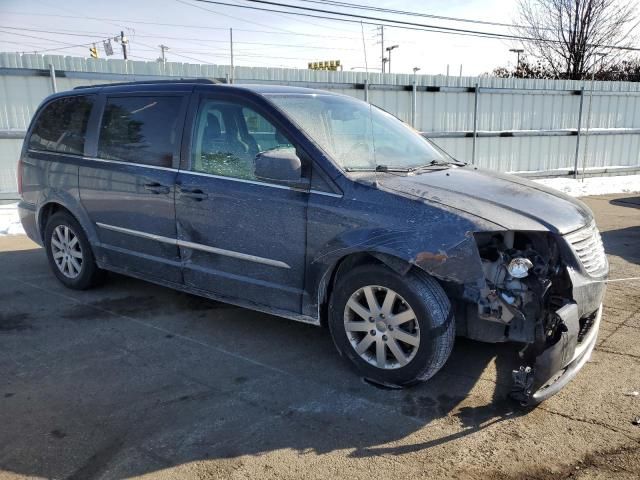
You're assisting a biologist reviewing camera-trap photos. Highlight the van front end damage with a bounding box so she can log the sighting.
[436,227,607,405]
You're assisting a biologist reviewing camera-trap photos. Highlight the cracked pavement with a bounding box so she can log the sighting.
[0,194,639,479]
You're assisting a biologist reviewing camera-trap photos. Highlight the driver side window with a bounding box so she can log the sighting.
[191,99,294,182]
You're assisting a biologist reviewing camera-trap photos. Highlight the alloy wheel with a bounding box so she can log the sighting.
[343,285,421,369]
[51,225,83,279]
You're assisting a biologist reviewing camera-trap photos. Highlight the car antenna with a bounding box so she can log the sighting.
[360,21,378,185]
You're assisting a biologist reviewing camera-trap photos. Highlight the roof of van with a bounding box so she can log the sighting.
[71,79,337,96]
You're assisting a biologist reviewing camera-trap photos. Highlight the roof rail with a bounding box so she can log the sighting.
[73,78,220,90]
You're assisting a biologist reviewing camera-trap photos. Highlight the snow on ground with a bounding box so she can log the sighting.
[533,174,640,197]
[0,175,638,236]
[0,203,24,236]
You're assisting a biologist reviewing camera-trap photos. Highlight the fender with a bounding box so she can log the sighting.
[36,188,99,246]
[303,223,488,320]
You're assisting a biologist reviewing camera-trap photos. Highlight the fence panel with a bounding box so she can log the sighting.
[1,54,639,197]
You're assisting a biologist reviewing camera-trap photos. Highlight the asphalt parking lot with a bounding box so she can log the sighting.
[1,194,639,480]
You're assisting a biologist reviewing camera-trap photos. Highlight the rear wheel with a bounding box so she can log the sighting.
[44,211,105,290]
[328,264,454,386]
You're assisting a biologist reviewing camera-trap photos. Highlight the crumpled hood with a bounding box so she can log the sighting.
[378,167,593,234]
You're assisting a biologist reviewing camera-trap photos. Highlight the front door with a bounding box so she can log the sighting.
[80,93,187,282]
[175,93,309,312]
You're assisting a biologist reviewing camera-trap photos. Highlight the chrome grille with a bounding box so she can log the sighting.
[565,221,608,277]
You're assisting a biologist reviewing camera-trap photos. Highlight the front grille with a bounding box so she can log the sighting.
[565,221,608,277]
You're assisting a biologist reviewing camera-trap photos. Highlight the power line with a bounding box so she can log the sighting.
[192,0,640,52]
[0,10,361,40]
[190,0,530,40]
[294,0,528,30]
[0,25,361,51]
[174,0,300,35]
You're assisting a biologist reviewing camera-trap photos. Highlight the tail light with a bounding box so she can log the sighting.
[17,157,24,196]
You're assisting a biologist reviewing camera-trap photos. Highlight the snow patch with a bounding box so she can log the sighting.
[533,175,640,197]
[0,203,25,236]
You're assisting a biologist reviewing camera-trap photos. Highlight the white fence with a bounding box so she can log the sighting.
[1,53,640,198]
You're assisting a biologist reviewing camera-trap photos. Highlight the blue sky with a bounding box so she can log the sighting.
[0,0,537,75]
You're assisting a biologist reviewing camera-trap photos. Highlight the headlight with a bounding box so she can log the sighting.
[507,258,533,278]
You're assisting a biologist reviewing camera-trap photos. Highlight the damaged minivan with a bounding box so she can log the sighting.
[18,80,607,404]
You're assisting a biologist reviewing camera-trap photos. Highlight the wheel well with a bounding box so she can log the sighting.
[38,203,73,241]
[319,252,408,327]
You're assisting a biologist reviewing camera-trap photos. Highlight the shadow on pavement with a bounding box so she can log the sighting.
[0,246,529,478]
[609,196,640,210]
[600,226,640,265]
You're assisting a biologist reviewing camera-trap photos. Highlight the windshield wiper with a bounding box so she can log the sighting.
[375,165,411,172]
[408,159,464,173]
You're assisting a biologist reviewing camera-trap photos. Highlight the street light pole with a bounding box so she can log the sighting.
[158,44,169,65]
[385,45,399,73]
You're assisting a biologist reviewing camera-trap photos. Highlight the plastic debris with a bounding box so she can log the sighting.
[624,391,639,397]
[632,417,640,426]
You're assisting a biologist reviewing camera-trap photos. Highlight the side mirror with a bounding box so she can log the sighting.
[254,148,308,189]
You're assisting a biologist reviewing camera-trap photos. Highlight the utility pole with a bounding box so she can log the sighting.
[376,25,384,73]
[120,31,128,60]
[158,44,169,64]
[509,48,524,73]
[230,28,234,84]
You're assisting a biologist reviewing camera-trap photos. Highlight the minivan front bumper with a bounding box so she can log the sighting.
[513,303,602,405]
[531,304,601,403]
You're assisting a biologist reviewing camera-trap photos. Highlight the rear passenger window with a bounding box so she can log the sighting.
[98,96,183,168]
[29,96,93,155]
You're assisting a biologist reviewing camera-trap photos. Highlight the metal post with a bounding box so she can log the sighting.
[581,54,606,181]
[48,63,57,93]
[573,88,585,179]
[472,83,479,164]
[459,64,463,77]
[380,25,384,74]
[446,64,450,77]
[364,79,369,103]
[411,80,417,127]
[230,28,234,84]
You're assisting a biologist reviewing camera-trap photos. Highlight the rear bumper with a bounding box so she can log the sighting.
[17,200,41,246]
[530,303,602,404]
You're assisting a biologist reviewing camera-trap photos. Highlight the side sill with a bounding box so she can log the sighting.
[96,261,322,327]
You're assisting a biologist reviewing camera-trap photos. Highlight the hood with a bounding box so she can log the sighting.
[378,167,593,234]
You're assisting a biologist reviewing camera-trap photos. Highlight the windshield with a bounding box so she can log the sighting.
[266,93,451,171]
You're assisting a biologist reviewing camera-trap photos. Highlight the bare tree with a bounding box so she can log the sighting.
[514,0,638,79]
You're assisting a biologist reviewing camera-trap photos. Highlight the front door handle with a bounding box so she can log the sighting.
[179,187,208,201]
[144,182,171,195]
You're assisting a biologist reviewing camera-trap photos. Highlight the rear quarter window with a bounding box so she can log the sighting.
[28,96,94,155]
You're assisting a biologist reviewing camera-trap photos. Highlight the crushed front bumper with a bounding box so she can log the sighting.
[512,303,602,405]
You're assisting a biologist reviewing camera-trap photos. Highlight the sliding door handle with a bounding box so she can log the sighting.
[144,182,171,195]
[179,187,208,201]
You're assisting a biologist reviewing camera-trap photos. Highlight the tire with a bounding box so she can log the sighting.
[44,211,105,290]
[328,264,455,387]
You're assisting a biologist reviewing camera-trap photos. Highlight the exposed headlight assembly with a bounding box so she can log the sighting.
[507,257,533,278]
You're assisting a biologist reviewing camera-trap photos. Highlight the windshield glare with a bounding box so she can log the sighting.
[266,93,448,171]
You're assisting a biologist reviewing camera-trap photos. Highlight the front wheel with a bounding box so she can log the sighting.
[328,264,454,387]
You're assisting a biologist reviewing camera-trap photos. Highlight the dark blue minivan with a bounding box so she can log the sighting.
[18,80,607,403]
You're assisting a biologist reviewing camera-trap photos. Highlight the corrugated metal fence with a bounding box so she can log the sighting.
[1,53,640,198]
